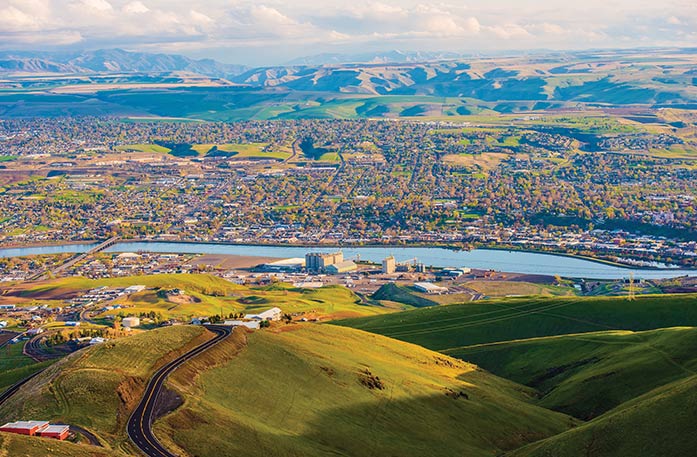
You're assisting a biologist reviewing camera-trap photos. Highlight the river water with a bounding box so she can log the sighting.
[1,241,695,280]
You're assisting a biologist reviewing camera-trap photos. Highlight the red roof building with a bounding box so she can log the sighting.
[0,421,49,436]
[37,424,70,441]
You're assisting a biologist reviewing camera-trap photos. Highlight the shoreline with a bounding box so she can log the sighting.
[0,238,694,274]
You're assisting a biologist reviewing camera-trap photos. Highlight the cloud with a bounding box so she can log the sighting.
[0,0,694,64]
[77,0,112,12]
[123,1,149,14]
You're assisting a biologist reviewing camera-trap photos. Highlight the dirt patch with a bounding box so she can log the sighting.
[115,376,145,428]
[193,254,281,270]
[358,368,385,390]
[153,385,184,421]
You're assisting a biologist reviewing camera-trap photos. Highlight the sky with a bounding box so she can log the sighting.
[0,0,695,65]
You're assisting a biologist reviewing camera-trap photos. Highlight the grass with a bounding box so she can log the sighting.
[0,433,120,456]
[13,274,393,321]
[463,280,576,297]
[450,326,697,420]
[0,325,207,447]
[158,324,576,457]
[442,152,509,171]
[114,144,171,153]
[372,283,439,308]
[0,155,17,162]
[194,143,291,160]
[334,294,697,350]
[0,341,51,392]
[511,373,697,457]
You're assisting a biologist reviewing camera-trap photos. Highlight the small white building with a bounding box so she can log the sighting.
[414,282,449,295]
[121,316,141,328]
[223,320,261,329]
[124,285,147,294]
[244,307,282,321]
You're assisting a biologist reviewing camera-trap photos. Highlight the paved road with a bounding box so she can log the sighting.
[127,325,232,457]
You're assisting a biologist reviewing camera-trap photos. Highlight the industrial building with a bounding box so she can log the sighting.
[245,307,282,321]
[414,282,449,295]
[382,256,396,274]
[121,316,141,328]
[305,252,343,272]
[326,260,358,275]
[0,421,69,440]
[259,258,305,272]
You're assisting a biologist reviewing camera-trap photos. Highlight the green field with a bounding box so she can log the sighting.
[158,324,575,457]
[114,143,171,153]
[334,294,697,350]
[0,341,52,392]
[192,143,291,160]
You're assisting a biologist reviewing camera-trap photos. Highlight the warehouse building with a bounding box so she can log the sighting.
[0,421,69,440]
[121,316,141,328]
[326,260,358,275]
[414,282,449,295]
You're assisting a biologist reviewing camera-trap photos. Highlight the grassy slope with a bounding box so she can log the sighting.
[158,324,576,457]
[0,341,52,392]
[0,433,120,457]
[334,294,697,350]
[450,327,697,419]
[509,374,697,457]
[0,325,208,451]
[13,275,392,320]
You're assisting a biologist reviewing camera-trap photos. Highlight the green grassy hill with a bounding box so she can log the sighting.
[509,374,697,457]
[334,294,697,350]
[8,275,393,321]
[0,325,209,452]
[157,324,577,457]
[450,327,697,419]
[0,433,120,457]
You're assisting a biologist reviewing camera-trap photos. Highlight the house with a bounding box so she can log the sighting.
[244,307,282,321]
[65,321,80,327]
[89,337,106,345]
[0,304,15,310]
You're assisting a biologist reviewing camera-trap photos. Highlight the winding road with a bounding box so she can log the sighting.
[127,325,232,457]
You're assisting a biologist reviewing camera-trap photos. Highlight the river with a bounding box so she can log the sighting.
[1,241,695,280]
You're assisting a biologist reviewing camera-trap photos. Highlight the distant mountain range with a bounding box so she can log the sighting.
[0,49,248,78]
[285,50,468,66]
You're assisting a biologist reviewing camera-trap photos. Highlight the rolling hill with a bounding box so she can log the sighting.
[0,325,210,451]
[334,294,697,350]
[509,373,697,457]
[156,324,576,457]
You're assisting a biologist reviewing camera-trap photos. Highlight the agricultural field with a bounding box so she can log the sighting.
[114,144,171,153]
[157,324,576,457]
